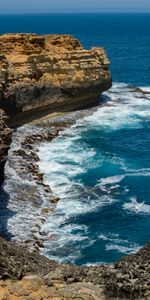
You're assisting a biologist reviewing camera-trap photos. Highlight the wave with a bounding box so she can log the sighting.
[1,124,55,244]
[40,193,115,263]
[82,83,150,131]
[1,82,150,264]
[99,233,141,255]
[123,197,150,214]
[106,244,141,255]
[37,82,150,263]
[98,175,125,193]
[140,86,150,90]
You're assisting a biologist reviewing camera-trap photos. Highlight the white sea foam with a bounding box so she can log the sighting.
[123,197,150,214]
[0,124,56,244]
[140,86,150,93]
[98,175,125,193]
[82,89,150,131]
[106,244,141,254]
[99,233,141,255]
[99,175,125,186]
[124,168,150,177]
[37,82,150,262]
[2,82,150,262]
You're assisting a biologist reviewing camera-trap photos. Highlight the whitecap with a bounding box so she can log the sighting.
[98,175,125,193]
[106,244,141,254]
[99,175,125,186]
[3,82,150,262]
[139,86,150,93]
[123,197,150,214]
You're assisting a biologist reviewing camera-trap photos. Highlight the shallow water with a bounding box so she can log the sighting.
[38,83,150,265]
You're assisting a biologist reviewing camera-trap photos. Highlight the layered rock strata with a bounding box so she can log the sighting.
[0,34,111,124]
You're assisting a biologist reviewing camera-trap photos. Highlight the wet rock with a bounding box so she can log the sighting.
[41,207,54,214]
[51,196,60,203]
[0,109,12,181]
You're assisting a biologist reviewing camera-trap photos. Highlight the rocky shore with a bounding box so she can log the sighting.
[0,236,150,299]
[0,109,12,182]
[0,34,150,299]
[0,104,150,300]
[0,108,99,248]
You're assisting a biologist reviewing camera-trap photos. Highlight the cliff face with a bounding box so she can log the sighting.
[0,109,12,181]
[0,34,111,120]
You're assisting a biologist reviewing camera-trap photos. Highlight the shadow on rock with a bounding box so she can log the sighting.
[0,182,16,240]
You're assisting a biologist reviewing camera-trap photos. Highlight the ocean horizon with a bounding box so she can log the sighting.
[0,12,150,86]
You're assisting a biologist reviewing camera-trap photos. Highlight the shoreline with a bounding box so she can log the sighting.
[0,98,150,298]
[1,104,103,250]
[0,31,150,298]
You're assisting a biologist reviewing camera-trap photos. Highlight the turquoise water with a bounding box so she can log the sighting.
[0,13,150,264]
[38,83,150,264]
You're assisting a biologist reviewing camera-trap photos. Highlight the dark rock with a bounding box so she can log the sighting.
[104,242,150,299]
[0,109,12,181]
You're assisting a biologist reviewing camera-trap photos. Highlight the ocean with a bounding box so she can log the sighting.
[0,13,150,85]
[0,13,150,265]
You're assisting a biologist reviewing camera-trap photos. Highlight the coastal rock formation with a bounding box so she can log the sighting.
[0,109,12,181]
[0,34,111,123]
[0,236,150,299]
[104,243,150,299]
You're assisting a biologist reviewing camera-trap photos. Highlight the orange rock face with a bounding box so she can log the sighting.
[0,34,112,119]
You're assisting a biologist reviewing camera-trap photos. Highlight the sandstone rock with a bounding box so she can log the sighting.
[0,34,111,125]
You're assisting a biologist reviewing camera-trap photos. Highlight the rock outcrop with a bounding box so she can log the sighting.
[0,236,150,299]
[0,34,111,124]
[0,109,12,181]
[104,243,150,299]
[0,33,111,180]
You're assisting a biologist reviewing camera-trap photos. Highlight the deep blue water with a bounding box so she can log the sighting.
[0,13,150,85]
[0,13,150,264]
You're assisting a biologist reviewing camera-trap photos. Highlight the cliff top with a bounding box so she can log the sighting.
[0,236,150,299]
[0,33,83,54]
[0,33,111,118]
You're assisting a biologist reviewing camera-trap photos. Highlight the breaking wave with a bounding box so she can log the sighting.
[38,83,150,264]
[0,83,149,264]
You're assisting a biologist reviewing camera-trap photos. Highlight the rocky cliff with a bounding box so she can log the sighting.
[0,109,12,181]
[0,33,111,179]
[0,34,111,123]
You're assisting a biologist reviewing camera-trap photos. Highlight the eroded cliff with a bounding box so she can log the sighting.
[0,109,12,181]
[0,34,111,122]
